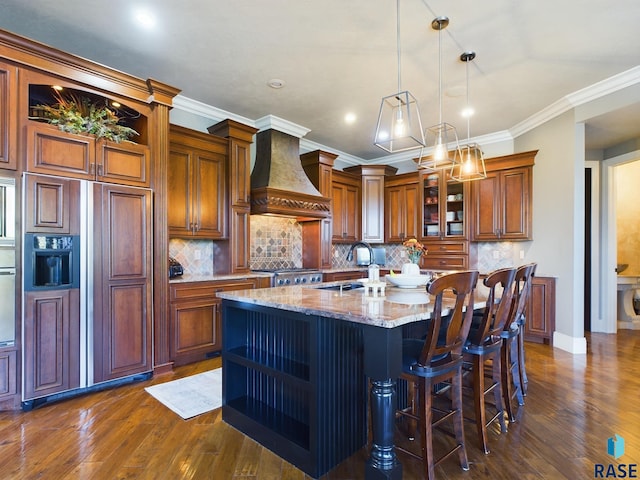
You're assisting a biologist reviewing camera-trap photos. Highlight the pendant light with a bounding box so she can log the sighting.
[374,0,425,153]
[417,16,461,171]
[451,51,487,182]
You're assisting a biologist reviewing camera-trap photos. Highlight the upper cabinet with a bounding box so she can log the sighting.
[384,172,419,243]
[331,170,361,243]
[21,71,153,187]
[345,165,397,244]
[0,61,17,170]
[421,170,469,241]
[168,125,227,239]
[470,151,536,242]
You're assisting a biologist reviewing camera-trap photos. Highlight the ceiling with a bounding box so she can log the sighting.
[1,0,639,161]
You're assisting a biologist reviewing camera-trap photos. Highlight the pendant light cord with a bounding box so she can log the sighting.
[466,57,470,140]
[438,26,442,125]
[397,0,402,92]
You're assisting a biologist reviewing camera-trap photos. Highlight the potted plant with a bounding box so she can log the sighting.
[36,91,139,143]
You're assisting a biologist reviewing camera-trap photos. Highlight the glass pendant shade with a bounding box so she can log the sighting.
[374,90,425,153]
[451,142,486,181]
[417,122,462,171]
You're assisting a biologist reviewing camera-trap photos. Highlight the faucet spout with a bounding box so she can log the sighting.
[346,241,375,265]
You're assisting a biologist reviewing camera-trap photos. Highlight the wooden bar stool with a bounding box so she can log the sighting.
[395,270,479,480]
[501,263,536,422]
[462,267,516,454]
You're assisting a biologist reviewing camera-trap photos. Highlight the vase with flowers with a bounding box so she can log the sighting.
[401,238,427,275]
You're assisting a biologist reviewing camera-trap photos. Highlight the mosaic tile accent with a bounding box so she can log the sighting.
[250,215,303,270]
[475,241,531,273]
[169,238,214,276]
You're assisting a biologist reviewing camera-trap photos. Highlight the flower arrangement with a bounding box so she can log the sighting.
[403,238,427,264]
[36,91,139,143]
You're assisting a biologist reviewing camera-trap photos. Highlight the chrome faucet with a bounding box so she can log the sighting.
[346,241,374,265]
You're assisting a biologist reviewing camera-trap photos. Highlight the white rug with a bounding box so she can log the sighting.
[145,368,222,419]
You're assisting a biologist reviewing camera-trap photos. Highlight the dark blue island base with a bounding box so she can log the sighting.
[222,300,371,478]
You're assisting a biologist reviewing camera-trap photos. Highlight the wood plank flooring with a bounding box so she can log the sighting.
[0,331,638,479]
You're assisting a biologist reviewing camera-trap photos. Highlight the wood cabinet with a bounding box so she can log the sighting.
[323,270,367,282]
[26,122,151,187]
[207,120,258,273]
[419,171,470,270]
[92,183,152,383]
[385,172,420,243]
[0,350,17,403]
[23,289,80,400]
[301,150,337,269]
[0,61,18,170]
[168,125,227,239]
[345,165,397,244]
[470,151,536,241]
[24,173,80,234]
[331,170,361,243]
[524,276,556,344]
[169,277,268,366]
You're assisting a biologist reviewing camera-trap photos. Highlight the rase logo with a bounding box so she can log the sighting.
[594,434,637,478]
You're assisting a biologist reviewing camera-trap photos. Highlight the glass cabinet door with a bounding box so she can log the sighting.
[422,171,465,239]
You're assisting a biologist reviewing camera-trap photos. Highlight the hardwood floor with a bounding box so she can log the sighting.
[1,331,638,479]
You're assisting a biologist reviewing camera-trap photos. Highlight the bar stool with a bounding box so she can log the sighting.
[501,263,536,422]
[462,267,516,454]
[515,263,537,396]
[395,270,479,480]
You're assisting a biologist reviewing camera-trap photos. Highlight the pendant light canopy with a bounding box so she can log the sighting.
[451,51,487,182]
[374,0,425,153]
[417,16,461,171]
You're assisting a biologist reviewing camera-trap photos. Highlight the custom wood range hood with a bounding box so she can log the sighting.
[250,129,331,220]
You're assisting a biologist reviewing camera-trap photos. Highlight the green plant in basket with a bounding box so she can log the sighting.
[37,91,139,143]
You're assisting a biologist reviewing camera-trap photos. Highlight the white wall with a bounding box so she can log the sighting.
[515,111,587,353]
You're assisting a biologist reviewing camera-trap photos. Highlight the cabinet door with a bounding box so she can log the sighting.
[385,185,404,242]
[362,175,384,243]
[471,171,501,241]
[93,184,152,383]
[26,123,95,180]
[193,152,226,238]
[501,167,530,240]
[0,61,17,170]
[170,298,221,366]
[167,146,193,236]
[230,207,250,272]
[23,289,80,399]
[97,140,150,188]
[524,277,556,344]
[24,174,81,234]
[0,350,17,400]
[331,183,346,242]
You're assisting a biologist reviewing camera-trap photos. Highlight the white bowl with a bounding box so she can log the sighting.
[385,274,430,289]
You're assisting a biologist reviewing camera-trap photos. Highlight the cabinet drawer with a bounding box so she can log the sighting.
[422,254,468,270]
[170,279,258,302]
[423,240,468,254]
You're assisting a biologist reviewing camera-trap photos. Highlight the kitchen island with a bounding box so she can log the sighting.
[218,282,486,479]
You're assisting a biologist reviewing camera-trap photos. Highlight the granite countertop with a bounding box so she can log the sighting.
[217,281,488,329]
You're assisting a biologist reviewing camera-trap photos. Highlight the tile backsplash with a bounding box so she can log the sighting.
[250,215,303,270]
[169,238,215,276]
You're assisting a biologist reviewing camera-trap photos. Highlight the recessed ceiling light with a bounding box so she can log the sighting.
[344,113,357,124]
[267,79,285,89]
[134,8,156,29]
[461,106,475,118]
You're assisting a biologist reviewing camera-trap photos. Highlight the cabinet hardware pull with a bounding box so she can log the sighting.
[89,163,95,175]
[97,164,103,176]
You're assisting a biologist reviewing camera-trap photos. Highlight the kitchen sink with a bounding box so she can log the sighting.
[316,283,364,291]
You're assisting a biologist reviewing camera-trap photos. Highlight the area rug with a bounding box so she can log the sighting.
[145,368,222,419]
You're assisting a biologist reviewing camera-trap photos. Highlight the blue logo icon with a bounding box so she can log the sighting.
[608,434,625,459]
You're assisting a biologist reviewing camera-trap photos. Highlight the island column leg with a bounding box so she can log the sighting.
[363,326,403,480]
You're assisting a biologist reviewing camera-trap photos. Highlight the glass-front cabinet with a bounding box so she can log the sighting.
[421,171,466,240]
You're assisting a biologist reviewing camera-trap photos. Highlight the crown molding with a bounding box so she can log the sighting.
[172,95,255,127]
[254,115,310,138]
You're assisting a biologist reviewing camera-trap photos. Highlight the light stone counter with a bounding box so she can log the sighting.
[217,281,487,329]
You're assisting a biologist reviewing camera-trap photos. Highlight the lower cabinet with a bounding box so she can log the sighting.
[169,277,269,366]
[0,349,17,403]
[23,289,80,399]
[524,276,556,344]
[322,270,367,282]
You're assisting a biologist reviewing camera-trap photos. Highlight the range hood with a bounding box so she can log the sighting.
[250,128,331,219]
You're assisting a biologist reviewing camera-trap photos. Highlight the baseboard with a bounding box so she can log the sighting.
[552,331,587,354]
